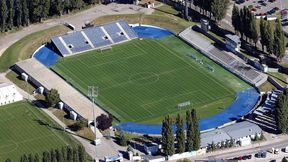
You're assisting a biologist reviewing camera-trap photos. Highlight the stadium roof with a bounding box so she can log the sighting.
[15,58,106,121]
[51,19,138,57]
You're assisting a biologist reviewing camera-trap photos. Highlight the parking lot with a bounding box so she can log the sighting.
[235,0,288,15]
[228,147,288,162]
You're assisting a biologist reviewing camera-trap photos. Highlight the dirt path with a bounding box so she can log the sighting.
[0,3,152,56]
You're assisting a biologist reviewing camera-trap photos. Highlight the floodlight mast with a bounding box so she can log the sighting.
[88,86,98,162]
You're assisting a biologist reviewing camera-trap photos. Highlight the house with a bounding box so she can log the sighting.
[225,34,241,53]
[0,83,23,106]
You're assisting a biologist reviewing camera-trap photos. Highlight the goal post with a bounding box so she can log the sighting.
[99,46,112,53]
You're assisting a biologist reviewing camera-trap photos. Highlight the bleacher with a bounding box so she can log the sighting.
[51,20,138,57]
[178,27,267,87]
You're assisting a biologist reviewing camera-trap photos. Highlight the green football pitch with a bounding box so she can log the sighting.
[52,36,250,124]
[0,102,78,161]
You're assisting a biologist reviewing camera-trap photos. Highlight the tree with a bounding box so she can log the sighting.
[0,0,8,32]
[6,0,14,30]
[118,131,127,146]
[78,145,85,162]
[22,0,29,26]
[250,15,258,47]
[34,153,40,162]
[186,110,193,152]
[229,138,235,147]
[211,0,229,23]
[273,19,286,60]
[30,0,42,22]
[67,147,73,162]
[62,146,68,161]
[276,93,288,133]
[166,116,175,156]
[266,21,274,55]
[40,0,51,21]
[20,155,28,162]
[42,151,51,162]
[191,109,200,150]
[27,154,34,162]
[14,0,23,27]
[46,88,61,107]
[259,17,267,51]
[162,116,168,153]
[5,159,12,162]
[55,149,63,162]
[96,114,113,131]
[231,4,240,34]
[282,157,288,162]
[210,141,216,151]
[162,116,175,156]
[51,149,57,162]
[176,114,185,153]
[73,148,79,162]
[69,119,88,131]
[51,0,64,16]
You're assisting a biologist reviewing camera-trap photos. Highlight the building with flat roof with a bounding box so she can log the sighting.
[201,129,230,148]
[225,34,241,53]
[222,121,262,146]
[0,83,23,106]
[200,121,262,148]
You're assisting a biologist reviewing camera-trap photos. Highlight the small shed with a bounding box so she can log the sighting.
[225,34,241,53]
[70,111,78,120]
[21,73,29,82]
[144,142,160,155]
[58,102,64,110]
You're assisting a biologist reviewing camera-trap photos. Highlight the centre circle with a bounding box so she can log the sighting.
[129,72,159,85]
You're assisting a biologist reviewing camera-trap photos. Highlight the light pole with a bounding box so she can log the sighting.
[88,86,98,162]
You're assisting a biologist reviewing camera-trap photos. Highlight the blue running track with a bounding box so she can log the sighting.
[132,26,173,38]
[114,88,259,135]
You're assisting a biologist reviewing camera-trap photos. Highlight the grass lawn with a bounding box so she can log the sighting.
[0,25,69,72]
[268,72,288,87]
[52,36,249,124]
[6,71,36,95]
[0,101,79,161]
[258,81,276,92]
[53,109,96,141]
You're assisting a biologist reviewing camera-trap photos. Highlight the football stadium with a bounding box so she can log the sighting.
[16,20,262,134]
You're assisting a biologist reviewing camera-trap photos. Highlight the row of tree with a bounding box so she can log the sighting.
[5,145,86,162]
[276,90,288,133]
[191,0,230,22]
[162,109,200,156]
[0,0,99,33]
[232,5,286,59]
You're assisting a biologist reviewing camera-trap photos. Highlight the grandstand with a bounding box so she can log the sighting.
[179,27,268,87]
[51,20,138,57]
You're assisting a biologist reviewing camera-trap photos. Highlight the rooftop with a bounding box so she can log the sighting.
[225,34,240,43]
[222,121,262,139]
[15,58,106,121]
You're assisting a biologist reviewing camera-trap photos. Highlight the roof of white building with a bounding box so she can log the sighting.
[221,121,262,140]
